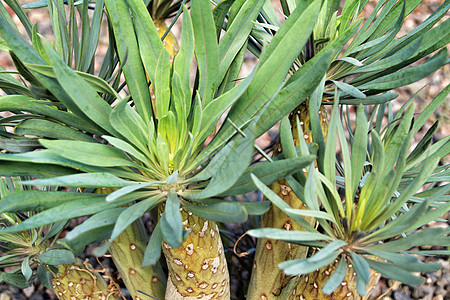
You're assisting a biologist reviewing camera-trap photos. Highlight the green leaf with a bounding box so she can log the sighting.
[0,139,40,153]
[224,0,322,135]
[24,63,120,98]
[15,119,96,142]
[110,99,150,154]
[23,173,135,188]
[42,41,117,134]
[187,129,255,199]
[110,194,165,242]
[332,80,366,98]
[280,117,297,160]
[0,95,103,134]
[350,105,368,198]
[37,264,53,289]
[38,249,76,265]
[106,181,162,202]
[191,0,219,105]
[240,201,270,215]
[219,155,315,196]
[247,228,333,242]
[0,270,29,288]
[308,240,348,263]
[279,251,340,275]
[160,191,183,248]
[181,200,248,223]
[0,160,75,178]
[363,250,441,273]
[322,258,346,295]
[251,173,317,232]
[367,259,423,285]
[285,208,336,223]
[173,6,194,114]
[40,139,139,168]
[102,135,148,165]
[411,85,449,136]
[0,192,141,233]
[368,228,450,252]
[61,208,124,255]
[125,0,170,117]
[105,0,153,123]
[357,48,448,90]
[21,257,32,281]
[142,222,163,267]
[336,92,398,105]
[196,67,256,145]
[0,150,140,180]
[350,252,371,284]
[217,0,265,84]
[0,191,106,213]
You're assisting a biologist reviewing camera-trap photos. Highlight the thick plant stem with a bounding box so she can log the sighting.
[287,256,381,300]
[51,258,119,300]
[162,206,230,299]
[109,220,167,300]
[247,102,328,300]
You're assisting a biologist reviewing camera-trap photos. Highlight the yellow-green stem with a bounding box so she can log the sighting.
[162,206,230,299]
[287,256,381,300]
[109,220,166,300]
[51,258,119,300]
[247,102,328,299]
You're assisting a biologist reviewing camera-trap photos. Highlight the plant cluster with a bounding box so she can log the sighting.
[0,0,448,299]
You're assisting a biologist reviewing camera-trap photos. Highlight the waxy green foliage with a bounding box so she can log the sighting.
[0,0,328,267]
[250,91,450,295]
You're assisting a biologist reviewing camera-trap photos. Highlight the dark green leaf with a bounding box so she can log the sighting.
[332,80,366,98]
[224,0,322,136]
[0,270,29,288]
[367,259,423,285]
[279,251,341,275]
[142,222,163,267]
[110,194,164,242]
[0,161,76,178]
[105,0,153,123]
[181,200,248,223]
[0,191,106,213]
[160,191,183,248]
[0,95,103,134]
[247,228,333,242]
[350,252,371,284]
[43,41,116,134]
[38,249,75,265]
[15,119,96,142]
[357,48,448,90]
[251,173,317,232]
[323,258,346,295]
[322,258,347,295]
[0,192,140,233]
[191,0,219,105]
[40,139,139,168]
[220,155,315,196]
[37,264,53,289]
[21,257,32,281]
[23,173,135,188]
[188,129,255,199]
[217,0,264,84]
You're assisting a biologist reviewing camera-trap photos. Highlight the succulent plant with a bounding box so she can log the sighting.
[249,88,450,299]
